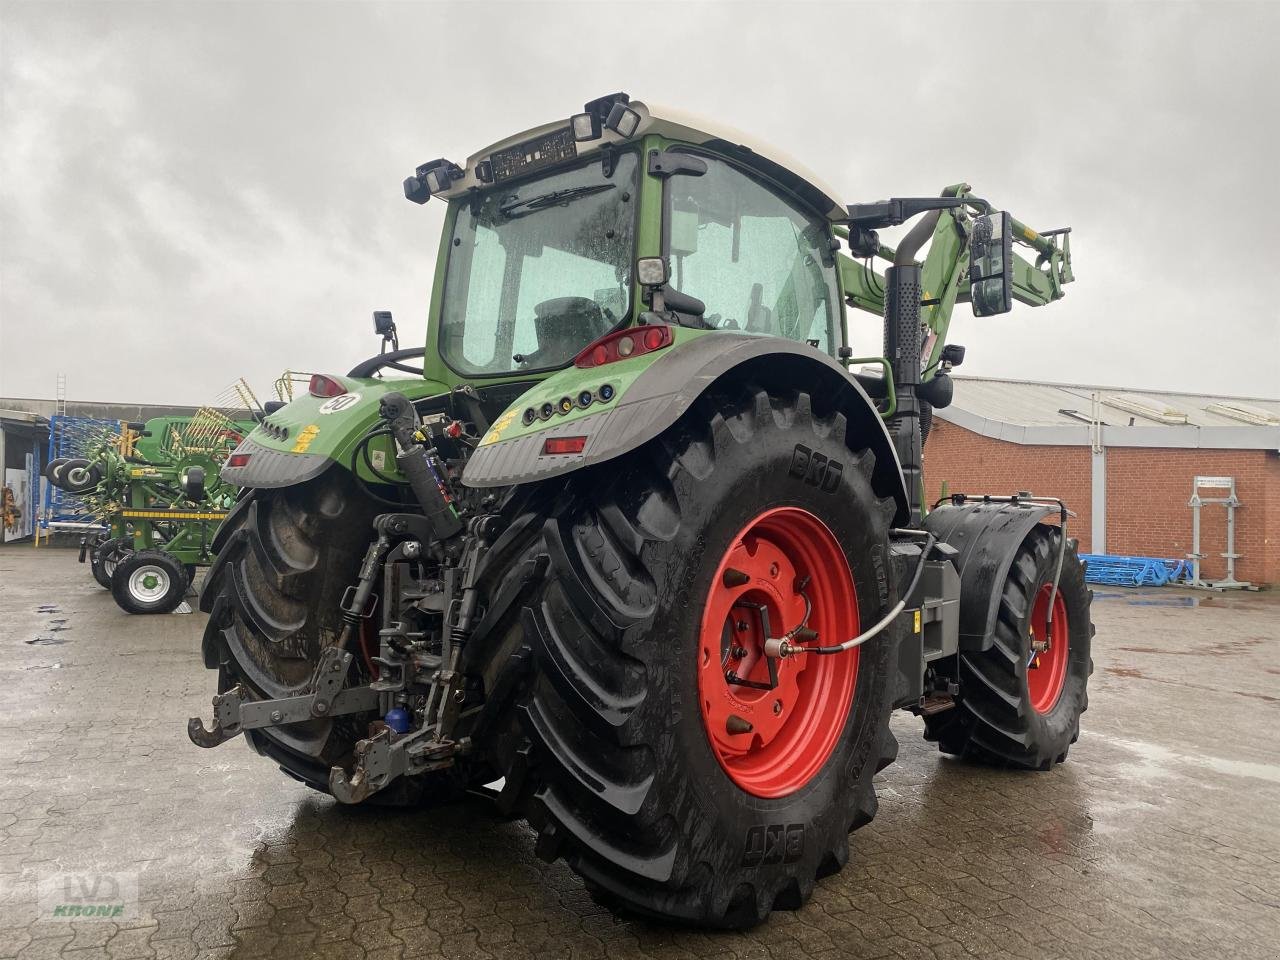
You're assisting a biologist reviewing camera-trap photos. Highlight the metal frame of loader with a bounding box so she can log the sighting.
[189,93,1086,928]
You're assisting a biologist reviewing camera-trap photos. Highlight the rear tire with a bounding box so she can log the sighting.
[197,471,456,805]
[485,385,900,928]
[111,549,189,614]
[923,527,1093,768]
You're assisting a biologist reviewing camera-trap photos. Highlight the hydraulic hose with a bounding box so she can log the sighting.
[767,532,937,658]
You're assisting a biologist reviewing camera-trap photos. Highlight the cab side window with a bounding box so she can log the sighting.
[665,155,840,354]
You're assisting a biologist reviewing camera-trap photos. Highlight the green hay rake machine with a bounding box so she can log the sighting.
[190,94,1089,928]
[48,388,258,613]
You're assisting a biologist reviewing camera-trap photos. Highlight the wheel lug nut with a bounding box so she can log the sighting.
[772,699,783,716]
[731,646,748,659]
[736,620,749,632]
[769,563,779,578]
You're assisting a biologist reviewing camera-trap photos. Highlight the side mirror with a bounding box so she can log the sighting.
[969,212,1013,317]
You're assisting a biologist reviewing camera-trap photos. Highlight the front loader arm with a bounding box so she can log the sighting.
[837,185,1074,380]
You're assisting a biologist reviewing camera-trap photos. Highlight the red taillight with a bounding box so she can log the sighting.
[573,324,673,368]
[541,436,587,456]
[227,453,252,468]
[308,374,346,398]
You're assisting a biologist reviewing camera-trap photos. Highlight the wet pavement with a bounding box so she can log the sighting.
[1,544,1278,959]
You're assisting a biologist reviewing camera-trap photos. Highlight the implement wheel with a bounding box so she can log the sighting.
[924,527,1093,768]
[486,384,900,928]
[91,537,132,590]
[111,549,189,615]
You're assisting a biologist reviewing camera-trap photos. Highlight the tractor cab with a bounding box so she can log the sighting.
[408,94,852,384]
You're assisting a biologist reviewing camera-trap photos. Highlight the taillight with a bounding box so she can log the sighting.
[541,436,587,456]
[308,374,346,398]
[227,453,252,468]
[574,324,673,368]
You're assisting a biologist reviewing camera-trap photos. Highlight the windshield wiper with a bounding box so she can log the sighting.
[498,183,616,219]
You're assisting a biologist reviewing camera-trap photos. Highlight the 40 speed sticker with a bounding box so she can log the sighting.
[318,392,361,414]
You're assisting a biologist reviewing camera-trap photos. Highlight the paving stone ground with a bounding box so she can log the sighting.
[1,544,1277,959]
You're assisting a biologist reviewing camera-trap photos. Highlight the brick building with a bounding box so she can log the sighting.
[924,378,1280,586]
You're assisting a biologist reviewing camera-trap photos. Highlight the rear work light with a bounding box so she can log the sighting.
[226,453,252,468]
[308,374,346,398]
[574,324,673,368]
[542,436,587,456]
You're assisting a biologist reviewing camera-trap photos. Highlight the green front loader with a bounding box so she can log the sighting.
[190,94,1090,928]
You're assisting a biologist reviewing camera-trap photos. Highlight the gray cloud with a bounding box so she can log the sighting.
[2,0,1277,405]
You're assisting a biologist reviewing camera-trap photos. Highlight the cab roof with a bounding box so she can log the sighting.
[438,97,847,222]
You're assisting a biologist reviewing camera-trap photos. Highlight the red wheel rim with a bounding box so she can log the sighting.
[697,507,859,798]
[1028,583,1069,714]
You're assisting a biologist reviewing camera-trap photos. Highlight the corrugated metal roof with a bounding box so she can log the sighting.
[936,377,1280,451]
[945,377,1280,429]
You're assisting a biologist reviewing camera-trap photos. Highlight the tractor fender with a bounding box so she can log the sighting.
[922,500,1057,651]
[462,332,909,524]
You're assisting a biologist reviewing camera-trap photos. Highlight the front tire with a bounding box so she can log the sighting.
[923,527,1093,768]
[488,385,901,928]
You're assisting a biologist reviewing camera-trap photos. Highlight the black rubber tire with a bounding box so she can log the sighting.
[923,527,1093,769]
[483,384,900,928]
[197,471,454,805]
[58,459,102,494]
[91,537,131,590]
[44,457,69,483]
[111,549,190,615]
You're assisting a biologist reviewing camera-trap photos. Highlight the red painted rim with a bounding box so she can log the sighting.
[1028,583,1069,714]
[697,507,859,798]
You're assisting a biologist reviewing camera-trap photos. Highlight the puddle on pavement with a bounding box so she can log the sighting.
[1088,731,1280,786]
[1092,589,1259,609]
[1119,637,1264,658]
[1105,665,1279,703]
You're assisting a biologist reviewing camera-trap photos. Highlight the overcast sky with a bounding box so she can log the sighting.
[2,0,1277,406]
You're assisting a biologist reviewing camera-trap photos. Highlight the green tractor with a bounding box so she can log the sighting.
[190,94,1090,927]
[49,412,252,613]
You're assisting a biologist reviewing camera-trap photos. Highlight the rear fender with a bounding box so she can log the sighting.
[220,376,450,490]
[462,330,910,525]
[922,501,1056,651]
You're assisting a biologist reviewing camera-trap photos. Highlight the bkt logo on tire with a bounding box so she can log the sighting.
[742,823,805,867]
[790,444,843,493]
[318,392,362,414]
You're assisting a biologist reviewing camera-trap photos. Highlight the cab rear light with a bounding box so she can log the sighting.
[574,324,673,368]
[308,374,346,398]
[541,436,587,456]
[227,453,252,468]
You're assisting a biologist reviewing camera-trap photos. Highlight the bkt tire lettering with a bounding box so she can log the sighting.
[789,444,843,493]
[741,823,805,866]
